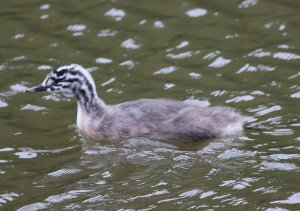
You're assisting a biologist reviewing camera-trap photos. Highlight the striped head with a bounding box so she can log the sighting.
[26,64,97,100]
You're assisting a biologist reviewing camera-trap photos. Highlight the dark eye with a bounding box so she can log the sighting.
[49,77,58,83]
[50,76,65,84]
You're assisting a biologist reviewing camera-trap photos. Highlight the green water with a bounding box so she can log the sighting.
[1,0,300,210]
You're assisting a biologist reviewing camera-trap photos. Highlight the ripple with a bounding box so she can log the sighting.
[237,64,275,74]
[0,147,14,152]
[66,24,87,36]
[248,49,271,58]
[179,189,202,198]
[9,83,28,94]
[208,57,231,68]
[153,66,178,75]
[40,14,49,20]
[273,52,300,60]
[198,142,226,154]
[13,33,25,40]
[269,154,300,161]
[271,193,300,205]
[95,57,112,64]
[128,189,169,201]
[226,95,254,103]
[188,72,201,79]
[217,149,257,160]
[98,29,118,37]
[151,181,168,188]
[48,168,81,177]
[264,128,294,136]
[238,0,259,8]
[154,21,165,29]
[84,146,117,155]
[200,191,216,199]
[166,51,194,60]
[121,38,141,49]
[260,161,297,171]
[101,171,111,178]
[120,60,137,69]
[15,150,37,159]
[17,202,47,211]
[37,65,52,71]
[248,105,281,116]
[105,8,125,21]
[291,92,300,99]
[21,104,47,111]
[123,137,176,149]
[220,178,256,190]
[39,4,50,10]
[45,189,93,204]
[101,77,115,87]
[176,41,189,49]
[0,98,8,108]
[288,71,300,79]
[66,24,86,32]
[11,56,26,62]
[127,151,165,161]
[186,8,208,18]
[0,192,19,206]
[83,194,107,203]
[247,49,300,61]
[164,83,175,90]
[203,50,220,60]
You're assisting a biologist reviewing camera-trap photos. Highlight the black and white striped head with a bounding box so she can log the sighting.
[26,64,97,99]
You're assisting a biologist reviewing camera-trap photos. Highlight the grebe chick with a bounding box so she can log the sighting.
[25,64,244,141]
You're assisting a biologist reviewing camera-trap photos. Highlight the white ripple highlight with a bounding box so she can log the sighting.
[154,66,178,75]
[260,161,297,171]
[105,8,126,21]
[95,57,112,64]
[186,8,207,18]
[248,105,281,116]
[271,193,300,204]
[121,38,141,49]
[226,95,254,103]
[48,168,81,177]
[209,57,231,68]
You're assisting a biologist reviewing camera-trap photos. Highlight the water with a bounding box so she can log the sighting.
[1,0,300,210]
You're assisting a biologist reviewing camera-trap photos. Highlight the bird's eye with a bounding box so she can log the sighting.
[48,77,57,84]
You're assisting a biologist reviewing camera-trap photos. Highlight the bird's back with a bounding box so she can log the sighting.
[107,99,243,141]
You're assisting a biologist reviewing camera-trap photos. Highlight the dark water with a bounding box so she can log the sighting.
[1,0,300,210]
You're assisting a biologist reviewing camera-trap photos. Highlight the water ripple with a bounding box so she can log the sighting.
[121,38,141,49]
[186,8,208,18]
[271,193,300,205]
[153,66,178,75]
[260,161,297,171]
[48,168,81,177]
[248,105,281,116]
[105,8,126,21]
[208,57,231,68]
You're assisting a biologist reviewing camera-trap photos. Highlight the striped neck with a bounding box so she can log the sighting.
[72,73,105,115]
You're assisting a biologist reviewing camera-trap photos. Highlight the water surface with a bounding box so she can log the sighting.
[0,0,300,210]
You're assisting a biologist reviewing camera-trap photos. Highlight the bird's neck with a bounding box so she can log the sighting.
[75,84,106,125]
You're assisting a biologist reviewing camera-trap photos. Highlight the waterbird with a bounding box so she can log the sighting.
[25,64,244,141]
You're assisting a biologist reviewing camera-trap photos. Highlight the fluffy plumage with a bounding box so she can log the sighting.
[26,64,244,141]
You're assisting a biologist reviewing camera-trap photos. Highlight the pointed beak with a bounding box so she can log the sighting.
[24,84,48,93]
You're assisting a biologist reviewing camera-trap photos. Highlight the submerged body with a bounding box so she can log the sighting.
[26,64,244,141]
[78,99,243,141]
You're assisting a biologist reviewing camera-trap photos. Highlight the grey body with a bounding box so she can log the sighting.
[26,64,244,141]
[82,99,243,141]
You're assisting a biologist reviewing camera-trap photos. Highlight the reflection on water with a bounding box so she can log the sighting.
[0,0,300,210]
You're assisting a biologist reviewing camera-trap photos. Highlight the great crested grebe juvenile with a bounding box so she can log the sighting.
[26,64,244,141]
